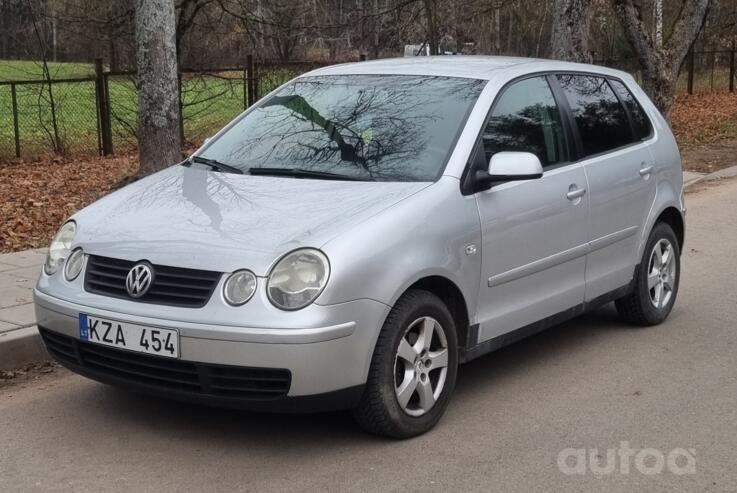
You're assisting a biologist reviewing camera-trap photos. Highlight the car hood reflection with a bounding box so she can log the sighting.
[73,165,430,275]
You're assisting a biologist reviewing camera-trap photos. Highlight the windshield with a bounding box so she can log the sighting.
[198,75,486,181]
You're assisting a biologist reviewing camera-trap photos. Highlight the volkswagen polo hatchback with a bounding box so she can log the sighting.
[35,56,685,438]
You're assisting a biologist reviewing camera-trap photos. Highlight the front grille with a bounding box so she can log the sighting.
[40,328,291,400]
[84,255,221,308]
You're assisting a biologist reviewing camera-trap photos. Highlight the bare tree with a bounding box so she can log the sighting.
[550,0,594,63]
[423,0,438,55]
[135,0,182,176]
[614,0,710,121]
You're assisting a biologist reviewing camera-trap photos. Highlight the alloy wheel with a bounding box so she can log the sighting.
[393,316,449,417]
[647,238,677,309]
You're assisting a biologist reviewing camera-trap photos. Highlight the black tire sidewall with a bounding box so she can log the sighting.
[374,291,459,437]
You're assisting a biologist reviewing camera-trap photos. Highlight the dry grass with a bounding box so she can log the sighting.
[671,92,737,149]
[1,154,138,253]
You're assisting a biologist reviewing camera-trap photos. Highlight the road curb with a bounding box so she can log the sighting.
[684,164,737,191]
[0,326,49,372]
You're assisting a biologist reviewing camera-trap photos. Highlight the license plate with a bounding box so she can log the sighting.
[79,314,179,358]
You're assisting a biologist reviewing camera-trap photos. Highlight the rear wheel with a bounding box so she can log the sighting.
[615,222,681,326]
[352,289,458,438]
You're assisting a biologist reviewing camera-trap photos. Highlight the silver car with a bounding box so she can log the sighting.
[35,56,685,438]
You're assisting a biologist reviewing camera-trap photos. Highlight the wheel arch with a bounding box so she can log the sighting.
[655,206,684,251]
[638,177,684,261]
[400,275,471,350]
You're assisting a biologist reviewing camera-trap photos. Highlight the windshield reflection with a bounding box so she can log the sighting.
[200,75,486,181]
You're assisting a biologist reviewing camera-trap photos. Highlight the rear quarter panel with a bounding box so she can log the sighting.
[626,76,685,258]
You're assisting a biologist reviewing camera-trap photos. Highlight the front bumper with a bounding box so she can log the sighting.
[34,289,389,411]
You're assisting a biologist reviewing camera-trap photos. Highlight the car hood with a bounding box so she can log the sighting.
[73,165,429,275]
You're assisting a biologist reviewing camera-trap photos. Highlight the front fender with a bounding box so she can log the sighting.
[317,177,481,320]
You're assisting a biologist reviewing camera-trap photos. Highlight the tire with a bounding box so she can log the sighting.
[352,289,459,438]
[615,222,681,326]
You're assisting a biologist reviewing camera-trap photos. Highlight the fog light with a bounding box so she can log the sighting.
[223,270,257,306]
[64,248,84,281]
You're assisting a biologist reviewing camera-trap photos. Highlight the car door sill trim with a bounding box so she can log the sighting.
[463,274,636,363]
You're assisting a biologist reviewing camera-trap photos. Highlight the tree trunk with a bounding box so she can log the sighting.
[654,0,663,48]
[423,0,439,55]
[493,8,500,55]
[135,0,181,177]
[550,0,594,63]
[614,0,710,121]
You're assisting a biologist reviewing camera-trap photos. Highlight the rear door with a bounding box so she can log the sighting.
[554,75,657,301]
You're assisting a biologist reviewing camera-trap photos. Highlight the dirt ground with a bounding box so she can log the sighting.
[0,361,64,391]
[680,138,737,174]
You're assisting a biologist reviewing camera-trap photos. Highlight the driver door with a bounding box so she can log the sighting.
[472,76,590,343]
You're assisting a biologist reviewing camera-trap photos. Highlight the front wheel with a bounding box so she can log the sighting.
[615,222,681,326]
[352,289,458,438]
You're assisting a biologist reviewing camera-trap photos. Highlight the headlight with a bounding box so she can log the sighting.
[223,270,257,306]
[64,248,85,281]
[267,249,329,310]
[44,221,76,275]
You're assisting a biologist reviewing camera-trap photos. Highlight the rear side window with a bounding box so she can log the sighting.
[556,75,632,157]
[609,79,652,141]
[482,76,568,168]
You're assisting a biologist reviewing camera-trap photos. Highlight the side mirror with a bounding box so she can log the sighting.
[474,151,543,190]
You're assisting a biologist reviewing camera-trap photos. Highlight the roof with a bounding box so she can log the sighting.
[303,55,630,81]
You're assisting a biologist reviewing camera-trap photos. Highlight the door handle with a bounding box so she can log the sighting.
[639,165,654,176]
[566,187,586,200]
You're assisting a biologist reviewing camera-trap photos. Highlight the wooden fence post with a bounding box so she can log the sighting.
[95,58,113,155]
[246,54,255,107]
[687,48,695,95]
[243,68,250,110]
[253,59,259,102]
[10,83,20,158]
[730,40,735,93]
[178,72,185,145]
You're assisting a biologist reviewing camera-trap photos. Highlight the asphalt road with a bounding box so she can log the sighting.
[2,179,736,493]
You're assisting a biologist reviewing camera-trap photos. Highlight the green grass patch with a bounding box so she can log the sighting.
[0,60,95,81]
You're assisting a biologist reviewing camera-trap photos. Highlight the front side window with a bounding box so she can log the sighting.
[199,75,486,181]
[482,76,568,167]
[609,79,652,141]
[556,75,633,156]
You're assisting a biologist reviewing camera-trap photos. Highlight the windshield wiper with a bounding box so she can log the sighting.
[248,167,370,181]
[187,155,244,174]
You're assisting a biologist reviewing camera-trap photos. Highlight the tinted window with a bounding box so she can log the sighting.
[482,76,568,167]
[609,79,652,140]
[557,75,632,156]
[200,75,486,182]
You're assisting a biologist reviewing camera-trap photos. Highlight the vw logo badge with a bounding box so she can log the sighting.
[126,263,154,298]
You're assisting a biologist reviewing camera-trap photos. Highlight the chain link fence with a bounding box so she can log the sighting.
[0,77,100,158]
[596,46,737,94]
[0,58,331,161]
[4,50,733,161]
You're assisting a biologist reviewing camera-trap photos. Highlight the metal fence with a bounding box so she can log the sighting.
[0,76,99,158]
[2,48,736,161]
[595,45,737,94]
[0,56,330,161]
